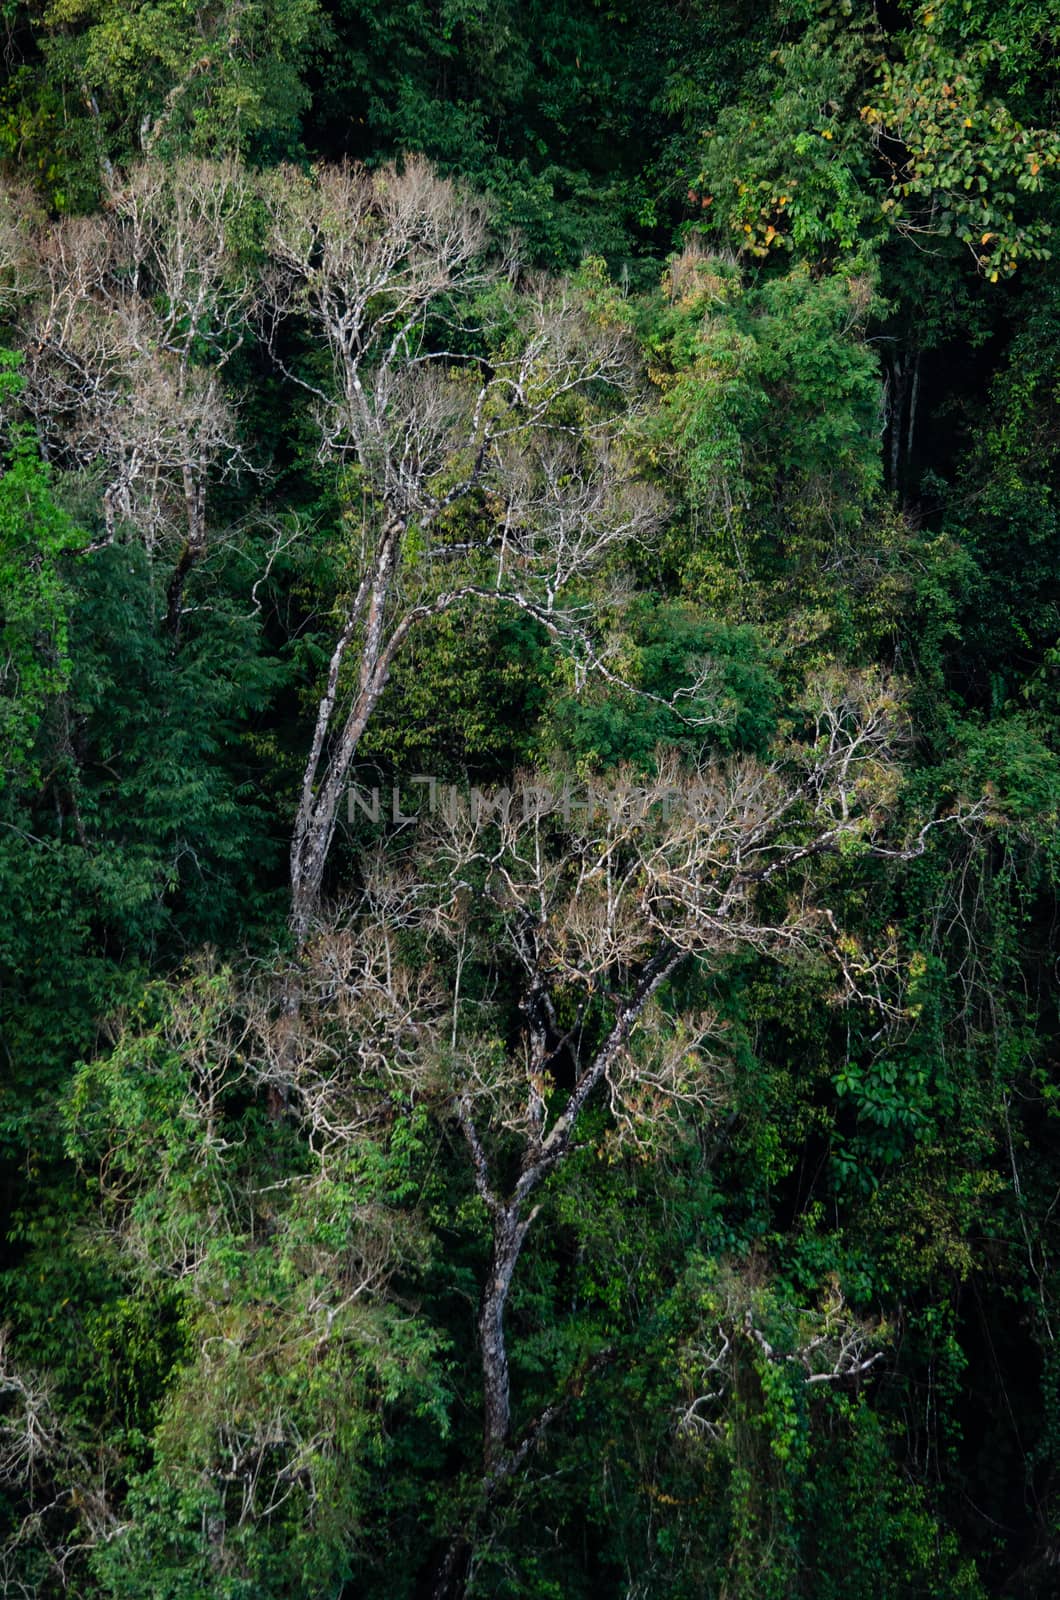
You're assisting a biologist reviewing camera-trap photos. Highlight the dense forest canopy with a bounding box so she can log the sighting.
[2,1,1060,1595]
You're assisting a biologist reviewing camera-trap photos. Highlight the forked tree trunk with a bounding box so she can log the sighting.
[429,945,684,1597]
[288,517,403,950]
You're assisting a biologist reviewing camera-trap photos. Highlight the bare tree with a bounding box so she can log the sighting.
[0,1326,119,1593]
[0,183,46,319]
[3,157,259,634]
[238,672,985,1593]
[12,675,983,1593]
[261,157,662,948]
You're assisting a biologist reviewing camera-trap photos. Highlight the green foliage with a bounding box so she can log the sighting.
[54,968,451,1598]
[644,251,882,509]
[0,355,81,785]
[358,604,552,776]
[3,2,1060,1596]
[866,9,1060,279]
[545,599,783,768]
[639,249,886,650]
[1,0,318,206]
[693,4,883,265]
[310,0,769,267]
[693,0,1060,283]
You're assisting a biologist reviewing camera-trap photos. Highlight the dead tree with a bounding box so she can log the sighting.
[2,158,258,635]
[20,676,984,1591]
[261,157,662,949]
[241,672,985,1592]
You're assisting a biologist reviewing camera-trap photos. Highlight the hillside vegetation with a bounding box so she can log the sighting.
[2,3,1060,1595]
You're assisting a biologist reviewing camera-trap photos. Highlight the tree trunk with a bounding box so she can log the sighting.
[288,516,403,949]
[288,683,381,949]
[164,463,208,638]
[478,1205,524,1471]
[884,345,921,501]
